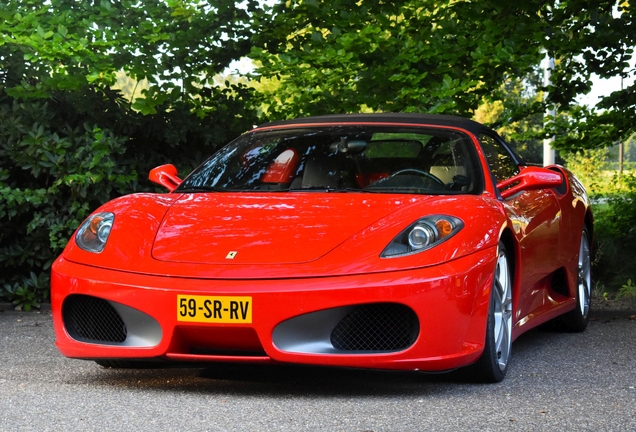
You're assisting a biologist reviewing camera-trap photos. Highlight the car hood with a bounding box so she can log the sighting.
[62,192,505,279]
[151,193,412,265]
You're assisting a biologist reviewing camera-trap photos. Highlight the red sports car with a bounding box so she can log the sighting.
[51,114,592,382]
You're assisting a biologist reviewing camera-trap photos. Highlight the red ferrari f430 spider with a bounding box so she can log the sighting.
[52,114,592,382]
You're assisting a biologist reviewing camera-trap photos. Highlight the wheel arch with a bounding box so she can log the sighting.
[499,227,517,290]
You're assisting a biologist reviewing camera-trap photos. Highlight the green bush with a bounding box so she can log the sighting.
[588,172,636,294]
[0,85,258,310]
[617,279,636,304]
[0,95,137,310]
[0,0,264,309]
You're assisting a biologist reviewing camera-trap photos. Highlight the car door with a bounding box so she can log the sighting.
[478,133,562,322]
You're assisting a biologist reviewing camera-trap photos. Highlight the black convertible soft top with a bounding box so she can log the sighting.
[256,113,491,135]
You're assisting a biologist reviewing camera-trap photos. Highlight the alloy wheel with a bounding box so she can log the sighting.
[493,249,512,371]
[578,231,592,317]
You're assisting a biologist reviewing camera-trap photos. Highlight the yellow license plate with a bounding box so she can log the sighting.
[177,295,252,323]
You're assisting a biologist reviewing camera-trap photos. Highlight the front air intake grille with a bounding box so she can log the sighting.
[63,295,127,344]
[330,303,419,352]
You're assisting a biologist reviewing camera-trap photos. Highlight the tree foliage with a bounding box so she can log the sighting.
[0,0,264,308]
[541,0,636,152]
[252,0,635,152]
[475,69,547,164]
[1,0,635,308]
[251,0,544,118]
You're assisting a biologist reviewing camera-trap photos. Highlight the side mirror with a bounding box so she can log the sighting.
[149,164,182,192]
[497,166,563,200]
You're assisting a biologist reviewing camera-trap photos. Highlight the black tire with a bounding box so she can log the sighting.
[472,241,513,383]
[552,227,591,332]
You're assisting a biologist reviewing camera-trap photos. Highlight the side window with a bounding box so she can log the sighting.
[478,134,520,183]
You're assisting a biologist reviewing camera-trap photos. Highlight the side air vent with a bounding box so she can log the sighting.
[272,303,420,354]
[330,303,419,351]
[63,295,127,344]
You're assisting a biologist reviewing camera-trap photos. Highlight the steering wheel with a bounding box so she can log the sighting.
[390,169,446,187]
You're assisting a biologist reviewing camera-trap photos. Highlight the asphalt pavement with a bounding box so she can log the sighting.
[1,307,635,431]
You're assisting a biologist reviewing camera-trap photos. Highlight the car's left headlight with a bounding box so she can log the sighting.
[75,212,115,253]
[381,215,464,258]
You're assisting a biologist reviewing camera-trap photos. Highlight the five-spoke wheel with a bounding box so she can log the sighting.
[553,227,592,332]
[473,241,513,382]
[577,229,592,318]
[493,246,513,372]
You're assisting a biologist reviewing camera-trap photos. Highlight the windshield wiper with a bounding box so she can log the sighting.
[290,186,337,192]
[176,185,228,193]
[180,186,387,193]
[363,186,441,195]
[289,186,381,193]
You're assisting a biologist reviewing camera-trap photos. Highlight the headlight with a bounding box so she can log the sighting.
[381,215,463,258]
[75,212,115,253]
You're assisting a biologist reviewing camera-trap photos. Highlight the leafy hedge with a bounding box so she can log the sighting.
[2,0,635,309]
[0,83,258,310]
[0,92,133,310]
[0,0,262,310]
[591,173,636,296]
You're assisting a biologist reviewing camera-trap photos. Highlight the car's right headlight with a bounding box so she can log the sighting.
[75,212,115,253]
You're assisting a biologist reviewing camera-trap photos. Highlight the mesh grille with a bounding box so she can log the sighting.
[330,303,419,351]
[63,295,127,343]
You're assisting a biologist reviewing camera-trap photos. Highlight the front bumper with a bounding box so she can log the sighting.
[51,247,496,371]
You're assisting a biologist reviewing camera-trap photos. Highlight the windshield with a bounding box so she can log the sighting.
[177,126,483,195]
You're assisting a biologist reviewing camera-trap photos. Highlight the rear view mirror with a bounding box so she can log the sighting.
[149,164,182,192]
[329,138,367,154]
[497,166,563,199]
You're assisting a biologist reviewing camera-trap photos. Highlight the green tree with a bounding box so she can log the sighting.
[475,69,546,164]
[251,0,545,119]
[0,0,266,308]
[251,0,635,153]
[541,0,636,152]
